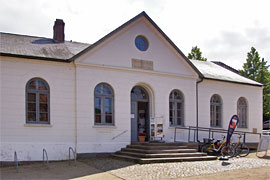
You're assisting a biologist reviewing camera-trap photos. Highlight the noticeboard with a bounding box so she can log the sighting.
[257,135,270,152]
[150,117,164,139]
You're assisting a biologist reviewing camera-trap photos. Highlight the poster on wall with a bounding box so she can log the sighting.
[151,124,155,137]
[156,124,163,137]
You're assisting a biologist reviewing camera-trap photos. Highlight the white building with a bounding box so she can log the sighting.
[0,12,263,161]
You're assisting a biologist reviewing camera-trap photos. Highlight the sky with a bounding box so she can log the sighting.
[1,0,269,70]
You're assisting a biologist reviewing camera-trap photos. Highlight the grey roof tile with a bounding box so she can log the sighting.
[0,32,89,60]
[190,60,263,86]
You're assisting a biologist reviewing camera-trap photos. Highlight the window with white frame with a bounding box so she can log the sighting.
[169,90,184,126]
[26,78,50,124]
[210,94,222,127]
[237,97,248,128]
[94,83,114,125]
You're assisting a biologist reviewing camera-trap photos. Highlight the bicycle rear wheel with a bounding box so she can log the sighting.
[236,144,249,157]
[221,145,234,157]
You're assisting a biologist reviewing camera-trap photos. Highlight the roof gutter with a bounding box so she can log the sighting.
[0,53,70,63]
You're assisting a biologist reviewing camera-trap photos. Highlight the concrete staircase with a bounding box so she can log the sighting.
[113,142,217,164]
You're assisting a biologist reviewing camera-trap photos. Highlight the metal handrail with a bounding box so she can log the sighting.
[69,147,77,165]
[14,151,18,172]
[43,149,49,169]
[175,126,262,143]
[111,130,128,140]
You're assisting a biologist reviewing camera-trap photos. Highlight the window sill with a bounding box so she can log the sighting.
[92,125,116,129]
[24,124,52,128]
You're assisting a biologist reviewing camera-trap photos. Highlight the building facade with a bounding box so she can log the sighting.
[0,12,263,161]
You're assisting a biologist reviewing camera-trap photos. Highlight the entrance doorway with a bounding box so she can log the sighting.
[131,86,149,142]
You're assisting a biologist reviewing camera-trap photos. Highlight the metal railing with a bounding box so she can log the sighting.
[14,151,18,172]
[174,126,262,143]
[111,130,128,140]
[69,147,77,165]
[43,149,49,169]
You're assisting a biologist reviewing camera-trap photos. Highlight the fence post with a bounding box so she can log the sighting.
[14,151,18,173]
[188,126,190,142]
[174,127,176,142]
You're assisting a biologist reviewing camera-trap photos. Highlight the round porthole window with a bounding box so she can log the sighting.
[135,35,149,51]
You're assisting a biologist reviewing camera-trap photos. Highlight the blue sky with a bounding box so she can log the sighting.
[1,0,269,70]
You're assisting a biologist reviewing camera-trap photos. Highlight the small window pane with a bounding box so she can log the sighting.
[28,112,36,121]
[95,97,101,114]
[177,110,181,118]
[169,117,173,125]
[28,80,37,90]
[95,85,102,94]
[38,80,48,90]
[95,115,101,123]
[28,103,36,111]
[106,115,112,123]
[103,85,112,95]
[105,98,112,113]
[177,103,181,110]
[177,118,181,125]
[40,113,48,122]
[40,104,48,113]
[39,94,48,103]
[28,93,36,102]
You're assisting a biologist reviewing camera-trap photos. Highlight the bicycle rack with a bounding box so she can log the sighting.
[69,147,77,165]
[43,149,49,169]
[14,151,19,172]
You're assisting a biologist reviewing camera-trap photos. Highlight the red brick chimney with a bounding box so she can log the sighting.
[53,19,65,42]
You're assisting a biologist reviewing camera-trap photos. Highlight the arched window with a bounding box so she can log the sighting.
[94,83,114,125]
[26,78,50,124]
[169,90,184,126]
[210,94,222,127]
[237,97,248,128]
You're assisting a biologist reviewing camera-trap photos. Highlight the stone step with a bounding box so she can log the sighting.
[131,142,198,147]
[116,151,207,158]
[126,145,189,150]
[112,154,217,164]
[121,148,198,154]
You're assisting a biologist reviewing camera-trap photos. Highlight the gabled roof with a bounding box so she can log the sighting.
[190,60,263,87]
[70,11,203,78]
[0,32,89,62]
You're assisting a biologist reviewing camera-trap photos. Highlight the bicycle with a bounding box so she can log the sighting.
[231,134,250,157]
[201,135,234,157]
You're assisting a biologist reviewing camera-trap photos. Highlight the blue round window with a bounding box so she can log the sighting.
[135,35,148,51]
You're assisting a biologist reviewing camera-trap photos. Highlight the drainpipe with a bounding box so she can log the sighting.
[196,78,203,142]
[73,62,78,154]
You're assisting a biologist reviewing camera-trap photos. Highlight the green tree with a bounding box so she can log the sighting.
[188,46,207,61]
[239,47,270,119]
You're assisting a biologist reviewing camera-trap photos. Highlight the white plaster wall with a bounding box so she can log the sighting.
[197,79,263,142]
[0,57,76,161]
[78,18,197,78]
[75,65,197,153]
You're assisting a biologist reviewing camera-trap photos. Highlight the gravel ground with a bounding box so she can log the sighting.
[80,153,270,180]
[106,158,270,180]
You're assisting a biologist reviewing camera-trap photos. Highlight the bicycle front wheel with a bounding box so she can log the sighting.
[236,144,250,157]
[221,145,234,157]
